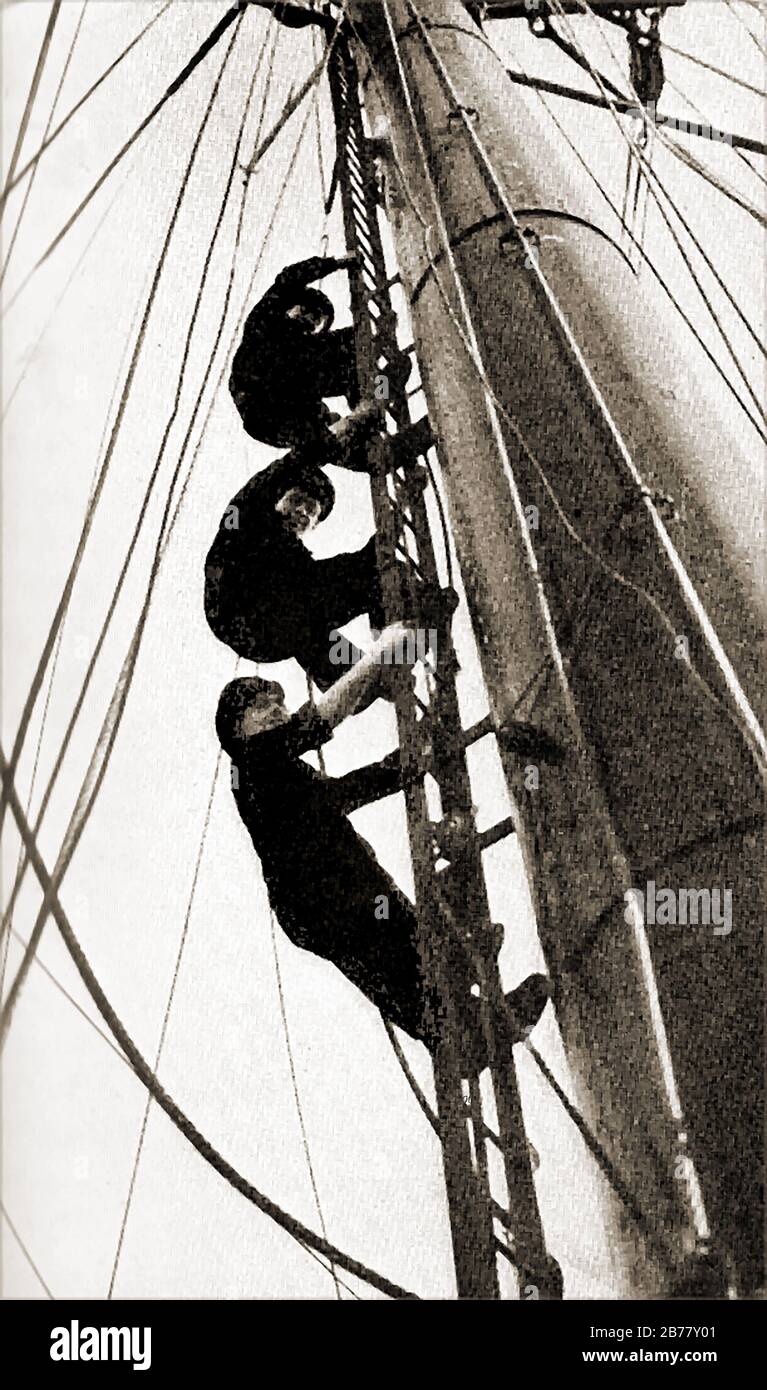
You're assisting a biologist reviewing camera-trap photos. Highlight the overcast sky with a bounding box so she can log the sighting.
[1,0,764,1300]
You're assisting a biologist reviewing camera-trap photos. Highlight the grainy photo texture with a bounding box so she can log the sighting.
[1,0,765,1318]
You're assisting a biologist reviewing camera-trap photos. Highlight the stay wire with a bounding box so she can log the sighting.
[0,749,415,1301]
[6,924,131,1068]
[106,755,225,1298]
[269,908,345,1299]
[2,1,173,204]
[549,1,767,386]
[0,11,248,1033]
[657,58,767,196]
[661,39,767,101]
[2,0,63,197]
[270,30,338,1264]
[656,126,767,222]
[0,84,389,1301]
[1,164,136,422]
[502,27,767,444]
[1,0,87,288]
[0,270,147,983]
[387,0,767,770]
[106,19,289,1295]
[350,6,764,1246]
[0,6,243,845]
[723,0,767,59]
[312,22,331,255]
[574,0,767,219]
[2,2,248,313]
[1,1204,54,1298]
[367,4,763,1250]
[3,4,344,1102]
[543,1,767,425]
[241,0,349,175]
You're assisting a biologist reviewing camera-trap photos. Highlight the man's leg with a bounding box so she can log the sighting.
[313,326,358,401]
[291,538,385,688]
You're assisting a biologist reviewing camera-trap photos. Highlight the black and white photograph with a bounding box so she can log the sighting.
[1,0,764,1337]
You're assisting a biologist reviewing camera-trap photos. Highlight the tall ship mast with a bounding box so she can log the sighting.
[1,0,764,1301]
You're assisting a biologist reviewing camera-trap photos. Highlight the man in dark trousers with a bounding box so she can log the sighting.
[204,449,382,689]
[215,672,551,1061]
[229,253,363,450]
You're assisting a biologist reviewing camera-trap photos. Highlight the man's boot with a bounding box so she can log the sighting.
[455,973,552,1073]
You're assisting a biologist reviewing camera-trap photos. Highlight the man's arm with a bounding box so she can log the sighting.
[270,253,357,299]
[238,255,358,345]
[324,750,405,815]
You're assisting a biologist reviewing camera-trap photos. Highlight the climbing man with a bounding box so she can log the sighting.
[230,252,366,451]
[215,658,552,1063]
[204,446,382,690]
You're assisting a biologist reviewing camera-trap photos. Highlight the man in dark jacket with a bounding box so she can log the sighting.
[204,450,382,689]
[216,674,551,1060]
[230,254,362,449]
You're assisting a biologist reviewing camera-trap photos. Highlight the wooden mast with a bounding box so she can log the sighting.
[346,0,765,1294]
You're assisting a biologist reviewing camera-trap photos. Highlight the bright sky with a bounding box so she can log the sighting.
[1,0,764,1300]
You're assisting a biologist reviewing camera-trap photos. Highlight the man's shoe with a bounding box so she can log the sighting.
[502,972,552,1045]
[454,974,552,1072]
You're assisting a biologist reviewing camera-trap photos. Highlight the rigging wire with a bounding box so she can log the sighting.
[0,750,414,1300]
[576,1,767,222]
[655,122,767,222]
[312,21,331,256]
[656,57,767,195]
[269,908,345,1299]
[1,0,87,288]
[549,2,767,377]
[266,30,345,1279]
[545,0,766,422]
[501,31,767,445]
[7,924,131,1068]
[723,0,767,59]
[1,0,62,197]
[351,1,763,1256]
[2,1,174,204]
[523,1042,676,1255]
[2,1,248,313]
[2,29,353,1283]
[1,165,136,422]
[376,0,767,769]
[106,19,295,1296]
[5,0,389,1301]
[0,2,346,967]
[0,7,246,846]
[0,266,151,999]
[106,751,227,1298]
[1,1204,54,1298]
[661,38,767,100]
[0,8,249,1026]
